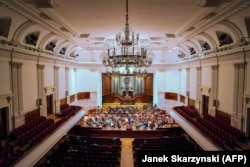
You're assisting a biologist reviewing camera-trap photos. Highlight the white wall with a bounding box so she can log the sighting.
[156,71,166,92]
[0,60,11,94]
[68,68,76,95]
[58,67,65,99]
[166,70,179,93]
[217,63,235,114]
[44,66,54,87]
[22,62,37,112]
[75,69,99,92]
[201,66,211,87]
[189,68,197,100]
[180,69,187,95]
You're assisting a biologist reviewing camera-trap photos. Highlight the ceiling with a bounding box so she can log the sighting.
[27,0,228,50]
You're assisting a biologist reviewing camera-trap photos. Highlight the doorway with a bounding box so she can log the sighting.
[46,94,53,115]
[0,107,8,139]
[246,107,250,137]
[202,95,209,115]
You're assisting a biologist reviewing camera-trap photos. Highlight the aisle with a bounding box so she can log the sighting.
[120,138,134,167]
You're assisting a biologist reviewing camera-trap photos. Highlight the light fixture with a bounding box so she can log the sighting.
[103,0,152,73]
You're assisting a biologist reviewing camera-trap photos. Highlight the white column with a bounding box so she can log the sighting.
[37,64,45,116]
[54,66,60,113]
[74,68,77,102]
[232,62,246,129]
[178,68,181,102]
[237,63,245,118]
[233,63,239,116]
[17,63,23,114]
[209,65,218,116]
[11,62,18,115]
[65,67,69,103]
[186,67,190,105]
[11,62,24,127]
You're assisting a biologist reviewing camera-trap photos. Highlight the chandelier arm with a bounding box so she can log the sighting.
[103,0,152,75]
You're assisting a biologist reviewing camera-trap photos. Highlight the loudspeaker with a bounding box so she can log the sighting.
[213,99,219,107]
[37,98,42,106]
[65,91,69,96]
[186,91,190,97]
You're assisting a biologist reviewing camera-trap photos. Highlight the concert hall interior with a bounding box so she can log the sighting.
[1,0,250,167]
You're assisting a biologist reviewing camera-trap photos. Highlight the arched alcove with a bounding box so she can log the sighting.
[24,32,40,46]
[216,31,233,47]
[198,40,211,52]
[45,40,57,52]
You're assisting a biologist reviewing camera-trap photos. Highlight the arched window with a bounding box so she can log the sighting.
[216,31,233,47]
[189,47,196,55]
[24,32,40,46]
[59,47,66,55]
[198,40,211,51]
[45,41,57,51]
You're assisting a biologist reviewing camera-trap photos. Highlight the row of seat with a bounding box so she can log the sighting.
[174,107,193,121]
[28,117,68,146]
[16,119,54,145]
[204,114,244,139]
[196,117,238,145]
[1,109,80,167]
[190,119,226,146]
[133,136,195,151]
[1,104,82,167]
[10,116,47,137]
[60,103,69,111]
[174,106,198,119]
[0,145,24,167]
[133,136,199,167]
[58,105,79,117]
[36,135,121,167]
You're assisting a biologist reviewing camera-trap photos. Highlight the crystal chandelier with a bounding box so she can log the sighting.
[103,0,152,73]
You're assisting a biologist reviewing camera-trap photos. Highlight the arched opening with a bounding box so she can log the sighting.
[198,40,211,51]
[216,31,233,47]
[45,40,57,52]
[24,31,40,46]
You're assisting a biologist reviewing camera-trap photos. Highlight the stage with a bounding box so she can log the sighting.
[71,125,183,138]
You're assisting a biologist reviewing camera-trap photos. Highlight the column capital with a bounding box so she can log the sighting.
[186,67,190,71]
[37,64,45,70]
[10,61,23,68]
[54,66,59,70]
[196,66,201,71]
[211,64,219,70]
[65,67,69,71]
[234,62,247,69]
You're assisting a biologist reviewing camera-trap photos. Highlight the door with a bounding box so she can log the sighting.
[46,94,53,115]
[202,95,209,115]
[0,107,8,139]
[246,108,250,137]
